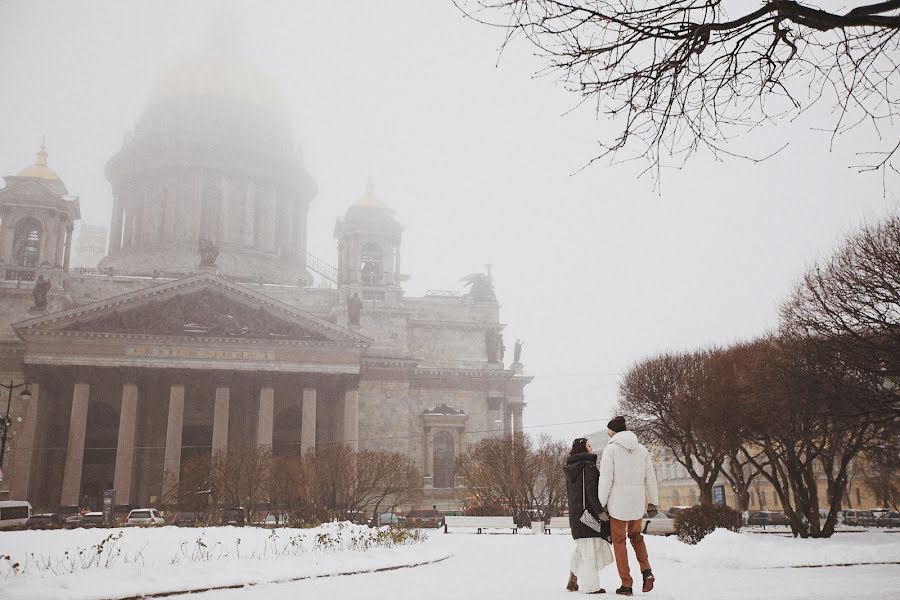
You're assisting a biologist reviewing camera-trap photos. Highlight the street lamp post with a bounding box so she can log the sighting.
[0,380,32,469]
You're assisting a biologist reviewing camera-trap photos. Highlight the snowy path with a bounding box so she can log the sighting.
[171,533,900,600]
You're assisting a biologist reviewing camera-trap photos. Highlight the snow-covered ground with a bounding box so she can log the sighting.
[0,523,439,600]
[2,526,899,600]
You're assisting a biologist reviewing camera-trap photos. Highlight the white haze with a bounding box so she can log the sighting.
[0,0,897,441]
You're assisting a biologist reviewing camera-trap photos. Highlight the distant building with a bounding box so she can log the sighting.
[0,33,531,513]
[73,223,107,268]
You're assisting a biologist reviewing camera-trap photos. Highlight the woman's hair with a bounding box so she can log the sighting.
[570,437,589,455]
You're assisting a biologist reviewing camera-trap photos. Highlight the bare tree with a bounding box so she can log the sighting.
[161,454,214,521]
[619,350,734,505]
[857,439,900,509]
[210,447,272,522]
[456,433,568,525]
[344,449,422,523]
[268,455,307,525]
[460,1,900,176]
[741,335,892,537]
[299,446,421,523]
[783,214,900,395]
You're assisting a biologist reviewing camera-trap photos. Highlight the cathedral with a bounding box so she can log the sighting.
[0,36,530,512]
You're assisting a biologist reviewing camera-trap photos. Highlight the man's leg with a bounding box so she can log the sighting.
[609,517,633,588]
[626,518,651,573]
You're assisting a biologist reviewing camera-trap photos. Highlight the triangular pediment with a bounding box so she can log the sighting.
[13,272,369,345]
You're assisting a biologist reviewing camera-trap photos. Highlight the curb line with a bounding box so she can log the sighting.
[108,554,454,600]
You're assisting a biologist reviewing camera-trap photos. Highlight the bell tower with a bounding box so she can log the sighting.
[334,180,404,299]
[0,143,80,287]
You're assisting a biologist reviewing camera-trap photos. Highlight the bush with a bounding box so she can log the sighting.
[673,505,741,544]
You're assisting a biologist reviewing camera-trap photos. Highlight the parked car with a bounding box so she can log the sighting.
[876,511,900,528]
[220,507,246,526]
[377,512,407,527]
[0,500,33,530]
[643,512,676,536]
[74,512,104,528]
[843,509,877,527]
[747,511,790,526]
[345,510,368,525]
[666,506,692,520]
[406,509,441,528]
[252,514,280,526]
[126,508,165,526]
[26,513,65,529]
[173,511,199,527]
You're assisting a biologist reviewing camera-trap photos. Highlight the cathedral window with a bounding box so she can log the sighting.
[13,218,42,268]
[360,242,384,285]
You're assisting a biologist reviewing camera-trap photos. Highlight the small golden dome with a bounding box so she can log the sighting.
[353,178,386,209]
[17,143,62,181]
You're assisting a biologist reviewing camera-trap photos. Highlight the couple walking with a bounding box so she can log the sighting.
[564,416,659,595]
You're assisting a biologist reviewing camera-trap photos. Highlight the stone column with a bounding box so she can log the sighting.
[256,386,274,450]
[39,219,53,266]
[0,209,10,263]
[163,384,185,492]
[113,383,138,507]
[60,383,90,507]
[424,428,433,476]
[10,383,40,500]
[109,190,123,253]
[63,224,73,272]
[212,386,230,455]
[343,388,359,451]
[55,220,66,267]
[301,387,316,454]
[243,182,255,248]
[512,405,524,435]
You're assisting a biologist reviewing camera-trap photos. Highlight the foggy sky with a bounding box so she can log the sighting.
[1,0,897,442]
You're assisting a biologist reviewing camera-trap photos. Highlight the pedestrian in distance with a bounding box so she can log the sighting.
[597,416,659,596]
[564,437,614,594]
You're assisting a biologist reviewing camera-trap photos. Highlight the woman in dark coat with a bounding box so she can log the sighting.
[564,437,613,593]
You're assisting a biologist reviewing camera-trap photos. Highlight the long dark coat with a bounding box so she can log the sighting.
[564,452,611,542]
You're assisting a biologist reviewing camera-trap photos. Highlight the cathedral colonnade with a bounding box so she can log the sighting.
[13,367,360,511]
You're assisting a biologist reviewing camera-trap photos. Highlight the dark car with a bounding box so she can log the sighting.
[173,512,199,527]
[66,512,105,528]
[406,509,441,528]
[747,511,790,526]
[843,510,876,527]
[877,511,900,528]
[27,513,65,529]
[666,506,692,519]
[220,507,246,526]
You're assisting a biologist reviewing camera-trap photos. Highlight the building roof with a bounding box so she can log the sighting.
[16,144,63,183]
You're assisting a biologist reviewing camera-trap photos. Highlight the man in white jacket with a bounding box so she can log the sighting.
[597,416,659,596]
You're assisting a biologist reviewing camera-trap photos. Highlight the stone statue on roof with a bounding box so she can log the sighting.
[32,275,50,310]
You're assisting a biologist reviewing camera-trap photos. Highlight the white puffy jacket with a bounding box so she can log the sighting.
[597,430,659,521]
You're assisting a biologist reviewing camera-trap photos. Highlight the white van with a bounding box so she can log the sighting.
[0,500,33,529]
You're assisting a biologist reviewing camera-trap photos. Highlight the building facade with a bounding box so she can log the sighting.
[0,40,530,513]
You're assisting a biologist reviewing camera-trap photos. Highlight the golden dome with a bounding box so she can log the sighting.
[353,179,386,209]
[17,143,62,181]
[149,45,287,119]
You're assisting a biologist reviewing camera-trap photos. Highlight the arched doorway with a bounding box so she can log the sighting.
[14,218,42,267]
[432,431,455,489]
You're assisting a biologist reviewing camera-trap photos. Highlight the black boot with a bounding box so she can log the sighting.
[615,586,633,596]
[588,589,606,594]
[566,572,578,592]
[642,569,655,593]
